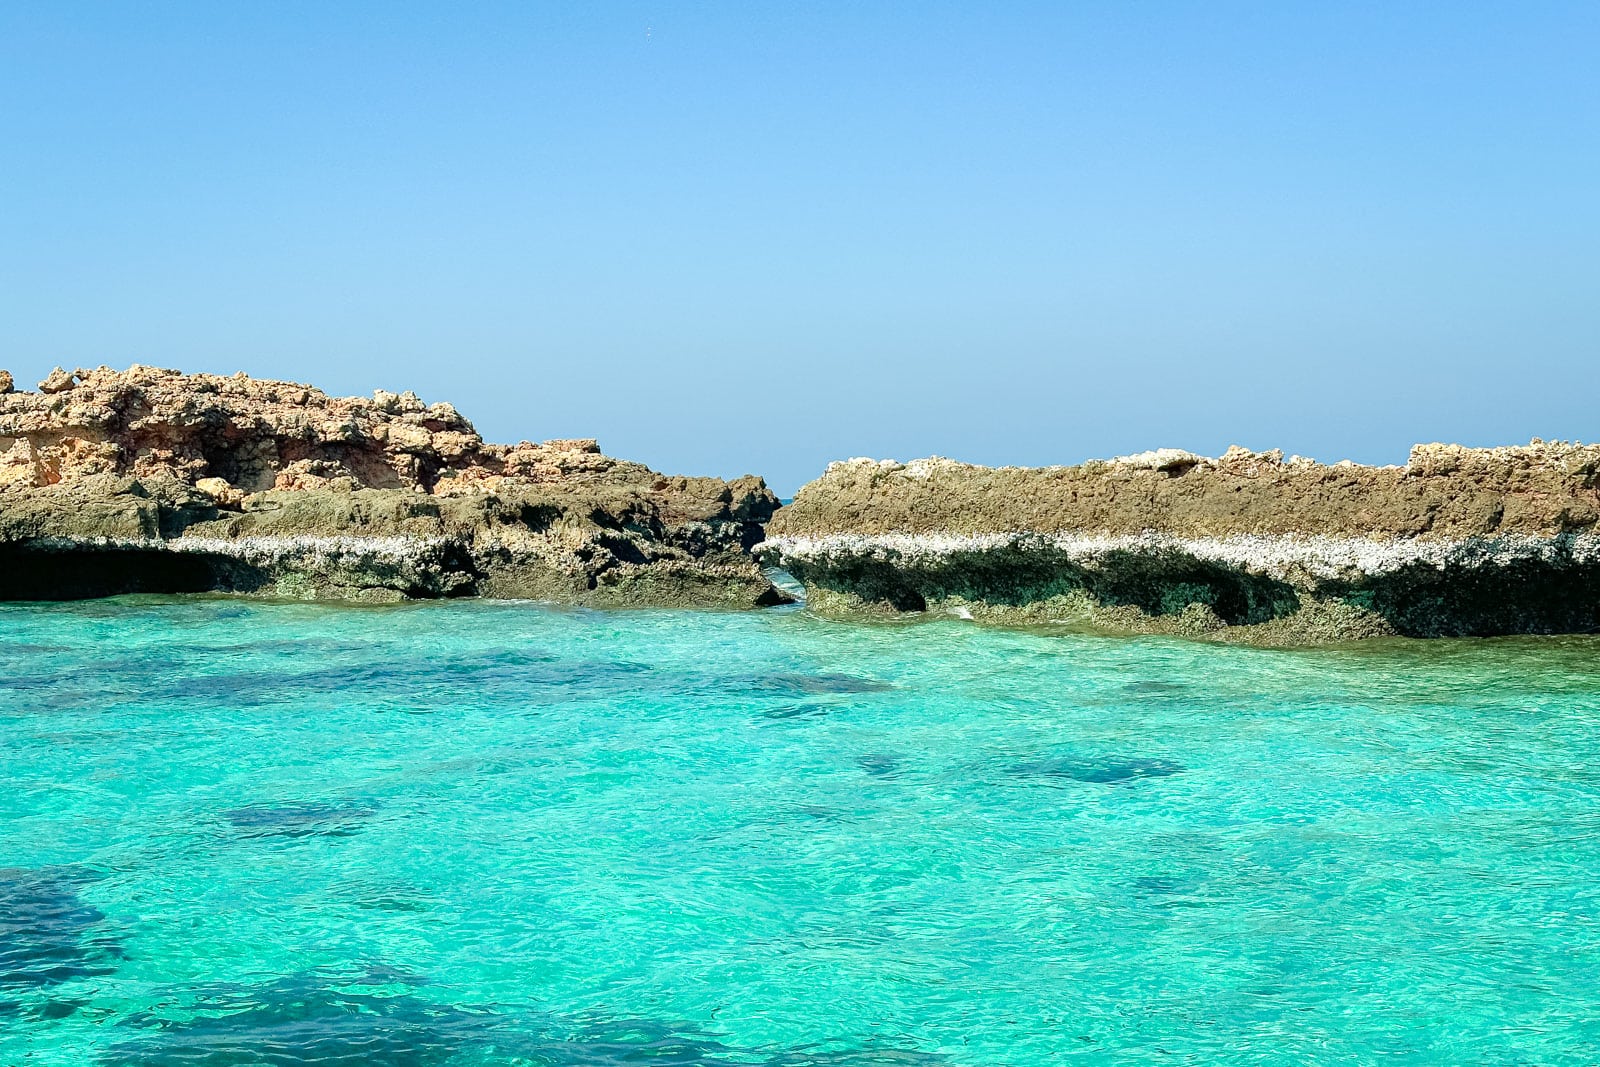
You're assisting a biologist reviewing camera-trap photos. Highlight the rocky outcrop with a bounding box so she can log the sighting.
[0,365,786,606]
[759,445,1600,644]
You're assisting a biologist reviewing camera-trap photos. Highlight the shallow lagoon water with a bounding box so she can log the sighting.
[4,598,1600,1064]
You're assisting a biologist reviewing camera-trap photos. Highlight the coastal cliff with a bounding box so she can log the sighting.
[0,365,786,606]
[10,365,1597,642]
[759,445,1600,644]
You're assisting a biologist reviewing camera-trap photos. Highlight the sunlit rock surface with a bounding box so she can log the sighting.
[0,365,785,606]
[760,444,1600,644]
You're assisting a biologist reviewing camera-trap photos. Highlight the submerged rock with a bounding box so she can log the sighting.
[759,444,1600,645]
[745,673,893,695]
[0,366,786,607]
[222,801,378,840]
[101,969,949,1067]
[856,754,903,779]
[759,702,832,721]
[103,973,505,1067]
[1010,756,1186,785]
[0,867,121,992]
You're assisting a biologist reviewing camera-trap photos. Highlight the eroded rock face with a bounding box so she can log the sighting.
[760,445,1600,644]
[0,365,786,607]
[0,364,614,494]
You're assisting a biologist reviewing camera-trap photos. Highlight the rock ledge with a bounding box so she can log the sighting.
[0,365,786,606]
[761,445,1600,644]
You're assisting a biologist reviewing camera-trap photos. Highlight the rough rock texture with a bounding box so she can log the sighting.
[760,446,1600,645]
[0,365,785,606]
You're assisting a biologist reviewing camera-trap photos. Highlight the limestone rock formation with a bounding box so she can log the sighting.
[0,365,786,606]
[759,444,1600,644]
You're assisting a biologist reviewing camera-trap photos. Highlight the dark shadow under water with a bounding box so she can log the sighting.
[0,867,123,994]
[221,801,380,840]
[1009,755,1186,784]
[101,969,950,1067]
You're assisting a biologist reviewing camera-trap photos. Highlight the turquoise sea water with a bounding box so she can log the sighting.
[4,598,1600,1065]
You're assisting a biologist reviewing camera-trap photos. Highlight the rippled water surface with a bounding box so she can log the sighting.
[5,598,1600,1064]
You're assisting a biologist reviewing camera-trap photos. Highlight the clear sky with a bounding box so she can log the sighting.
[3,3,1596,493]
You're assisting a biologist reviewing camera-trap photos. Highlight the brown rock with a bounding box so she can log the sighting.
[194,476,245,508]
[544,438,601,454]
[38,367,76,393]
[769,441,1600,542]
[0,364,787,609]
[762,441,1600,644]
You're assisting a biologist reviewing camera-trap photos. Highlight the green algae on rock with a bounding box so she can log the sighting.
[760,447,1600,645]
[0,366,786,606]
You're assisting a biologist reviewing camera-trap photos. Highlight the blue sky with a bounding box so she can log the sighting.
[3,3,1596,493]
